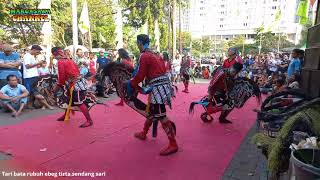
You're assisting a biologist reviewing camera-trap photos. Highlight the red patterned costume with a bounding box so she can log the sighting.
[223,55,243,68]
[205,48,244,123]
[52,47,93,128]
[130,34,178,156]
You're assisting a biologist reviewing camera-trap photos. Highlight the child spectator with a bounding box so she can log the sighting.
[202,67,210,79]
[273,78,286,94]
[38,61,49,76]
[0,75,29,117]
[80,62,89,77]
[288,73,301,89]
[88,52,96,76]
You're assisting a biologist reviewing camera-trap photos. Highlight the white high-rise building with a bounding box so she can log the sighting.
[186,0,301,44]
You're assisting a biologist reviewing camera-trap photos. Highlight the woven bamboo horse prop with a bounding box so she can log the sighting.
[189,73,261,123]
[32,74,97,111]
[102,62,178,137]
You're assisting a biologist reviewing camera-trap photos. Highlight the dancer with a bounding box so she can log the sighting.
[129,34,178,156]
[206,47,244,123]
[207,62,244,123]
[51,47,93,128]
[180,53,191,93]
[223,47,243,68]
[190,62,261,124]
[115,48,134,106]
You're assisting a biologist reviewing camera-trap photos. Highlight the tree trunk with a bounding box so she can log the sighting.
[168,2,171,55]
[172,0,177,59]
[179,1,182,54]
[19,23,28,46]
[154,18,161,52]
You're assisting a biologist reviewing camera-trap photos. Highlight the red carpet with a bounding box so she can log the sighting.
[0,83,259,180]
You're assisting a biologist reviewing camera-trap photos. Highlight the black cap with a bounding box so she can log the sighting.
[31,45,42,51]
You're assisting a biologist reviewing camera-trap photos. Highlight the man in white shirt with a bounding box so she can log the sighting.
[23,45,52,109]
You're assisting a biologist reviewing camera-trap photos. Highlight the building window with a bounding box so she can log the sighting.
[200,0,204,3]
[200,7,204,10]
[220,25,224,28]
[272,6,277,10]
[245,2,247,5]
[221,5,225,8]
[221,11,224,15]
[243,23,248,26]
[220,18,224,21]
[273,0,277,1]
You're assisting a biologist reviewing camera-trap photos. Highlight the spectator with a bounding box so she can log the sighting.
[88,52,96,76]
[287,49,302,78]
[162,51,172,76]
[84,51,89,61]
[96,50,110,72]
[0,44,22,88]
[80,62,89,77]
[194,63,202,78]
[0,75,29,117]
[298,49,305,66]
[267,54,281,76]
[288,73,301,89]
[23,45,45,108]
[171,54,181,83]
[75,48,84,66]
[202,66,210,79]
[38,61,49,76]
[64,49,73,59]
[278,54,289,74]
[273,78,286,94]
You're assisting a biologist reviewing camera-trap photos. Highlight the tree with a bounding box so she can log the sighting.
[191,37,212,57]
[179,31,191,49]
[0,0,42,46]
[51,0,116,49]
[177,0,188,53]
[227,35,245,48]
[202,37,213,55]
[120,0,167,51]
[51,0,72,47]
[254,27,294,53]
[82,0,116,49]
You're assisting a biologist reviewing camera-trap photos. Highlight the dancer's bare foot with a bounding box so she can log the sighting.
[57,116,65,121]
[182,89,189,93]
[79,121,93,128]
[115,102,124,106]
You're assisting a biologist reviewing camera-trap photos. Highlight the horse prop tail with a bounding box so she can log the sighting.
[189,102,197,114]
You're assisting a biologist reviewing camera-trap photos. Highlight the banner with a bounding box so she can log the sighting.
[79,0,90,34]
[297,0,309,25]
